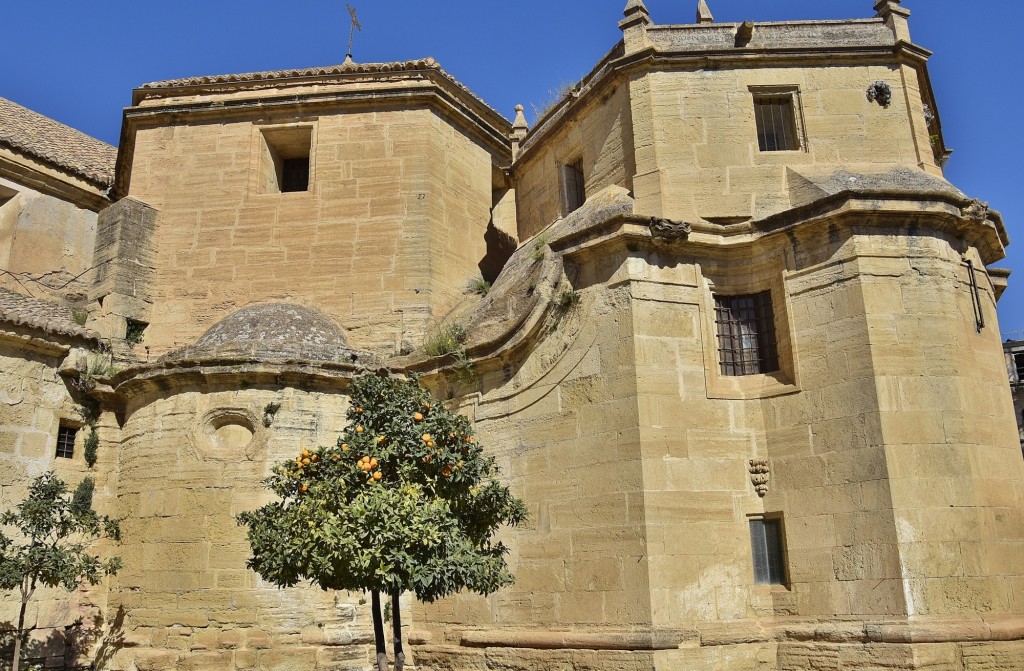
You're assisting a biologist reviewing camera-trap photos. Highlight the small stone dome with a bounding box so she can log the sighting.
[165,303,363,364]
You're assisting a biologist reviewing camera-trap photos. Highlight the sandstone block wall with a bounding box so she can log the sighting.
[125,106,495,358]
[108,385,377,671]
[0,175,98,300]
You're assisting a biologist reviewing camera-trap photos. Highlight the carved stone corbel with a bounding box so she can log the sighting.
[749,458,770,497]
[960,199,990,225]
[648,217,692,243]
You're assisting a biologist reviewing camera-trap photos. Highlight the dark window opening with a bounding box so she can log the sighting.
[714,291,779,376]
[754,96,799,152]
[561,159,585,214]
[1015,352,1024,382]
[125,318,148,345]
[750,518,787,585]
[281,158,310,193]
[260,126,313,194]
[56,425,77,459]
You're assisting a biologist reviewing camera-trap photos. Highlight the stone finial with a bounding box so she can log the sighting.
[697,0,714,24]
[622,0,651,22]
[510,104,529,159]
[874,0,911,41]
[619,0,652,54]
[512,104,528,132]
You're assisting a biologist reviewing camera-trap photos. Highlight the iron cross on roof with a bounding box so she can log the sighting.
[345,4,362,64]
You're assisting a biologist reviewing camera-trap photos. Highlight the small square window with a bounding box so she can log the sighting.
[714,291,779,376]
[259,126,313,194]
[561,159,586,215]
[754,95,800,152]
[56,425,77,459]
[750,518,787,585]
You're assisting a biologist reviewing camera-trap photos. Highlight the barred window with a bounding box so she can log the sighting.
[56,425,77,459]
[754,96,799,152]
[750,518,787,585]
[714,292,779,376]
[561,159,585,214]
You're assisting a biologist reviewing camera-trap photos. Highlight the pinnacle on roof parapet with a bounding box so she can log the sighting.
[619,0,652,53]
[696,0,714,24]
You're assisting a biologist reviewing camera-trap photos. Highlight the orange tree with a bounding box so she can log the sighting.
[238,373,527,671]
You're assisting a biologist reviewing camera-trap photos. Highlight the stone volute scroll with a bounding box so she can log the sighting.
[749,459,770,497]
[648,217,692,243]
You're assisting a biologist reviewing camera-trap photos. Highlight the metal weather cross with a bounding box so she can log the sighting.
[345,4,362,63]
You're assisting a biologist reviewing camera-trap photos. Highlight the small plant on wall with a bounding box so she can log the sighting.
[238,373,527,671]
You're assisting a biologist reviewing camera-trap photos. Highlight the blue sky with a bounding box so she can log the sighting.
[3,0,1022,336]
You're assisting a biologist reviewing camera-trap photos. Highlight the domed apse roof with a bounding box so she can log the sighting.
[164,303,365,364]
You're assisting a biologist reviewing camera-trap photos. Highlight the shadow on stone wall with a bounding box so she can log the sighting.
[0,607,124,671]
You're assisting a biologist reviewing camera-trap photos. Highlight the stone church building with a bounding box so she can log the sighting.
[1,1,1022,669]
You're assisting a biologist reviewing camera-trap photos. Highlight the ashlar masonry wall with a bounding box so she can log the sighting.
[125,105,495,358]
[109,384,376,671]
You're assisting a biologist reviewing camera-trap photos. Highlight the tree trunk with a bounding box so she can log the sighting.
[371,590,388,671]
[391,591,405,671]
[12,580,28,671]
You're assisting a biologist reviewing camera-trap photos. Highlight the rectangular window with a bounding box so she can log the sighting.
[754,95,800,152]
[56,425,77,459]
[750,518,787,585]
[1015,352,1024,382]
[561,159,586,214]
[259,126,313,194]
[714,291,779,376]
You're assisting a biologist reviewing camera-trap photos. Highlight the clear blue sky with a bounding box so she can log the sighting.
[3,1,1022,336]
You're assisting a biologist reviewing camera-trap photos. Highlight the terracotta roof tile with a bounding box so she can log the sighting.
[0,288,100,343]
[138,58,508,125]
[0,97,117,188]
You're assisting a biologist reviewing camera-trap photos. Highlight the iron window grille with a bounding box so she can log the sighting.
[56,425,77,459]
[754,96,800,152]
[714,291,779,376]
[561,159,586,214]
[750,518,787,585]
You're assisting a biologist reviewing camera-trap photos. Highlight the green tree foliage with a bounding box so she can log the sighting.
[0,473,121,671]
[239,373,527,670]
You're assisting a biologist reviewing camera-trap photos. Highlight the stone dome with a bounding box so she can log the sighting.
[164,303,363,364]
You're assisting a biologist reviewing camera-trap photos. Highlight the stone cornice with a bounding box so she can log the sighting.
[0,147,112,212]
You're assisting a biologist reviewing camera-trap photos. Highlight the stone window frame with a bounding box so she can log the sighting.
[697,258,800,400]
[749,85,808,154]
[250,121,318,196]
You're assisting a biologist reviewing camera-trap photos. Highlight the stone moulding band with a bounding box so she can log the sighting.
[414,616,1024,652]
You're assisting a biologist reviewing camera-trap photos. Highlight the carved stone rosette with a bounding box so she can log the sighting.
[749,458,770,497]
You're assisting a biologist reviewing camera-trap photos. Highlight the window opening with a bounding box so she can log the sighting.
[125,318,148,345]
[754,96,799,152]
[56,425,77,459]
[259,126,313,194]
[750,518,787,585]
[1014,352,1024,383]
[714,291,779,376]
[561,159,586,214]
